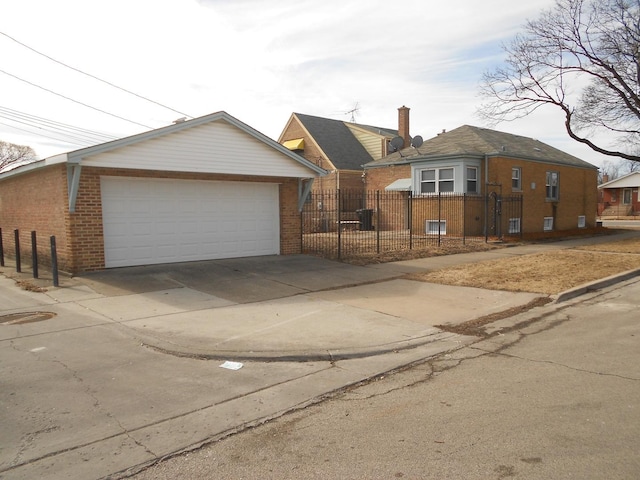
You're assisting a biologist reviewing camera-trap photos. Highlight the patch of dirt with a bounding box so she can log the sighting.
[339,241,504,266]
[15,279,48,293]
[405,239,640,295]
[436,297,553,337]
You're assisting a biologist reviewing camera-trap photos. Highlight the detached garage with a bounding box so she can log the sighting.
[0,111,326,274]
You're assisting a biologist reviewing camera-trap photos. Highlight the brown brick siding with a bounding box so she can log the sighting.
[487,157,598,232]
[1,166,304,274]
[0,164,72,271]
[364,164,411,192]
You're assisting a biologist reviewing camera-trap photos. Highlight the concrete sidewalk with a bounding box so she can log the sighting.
[2,229,639,361]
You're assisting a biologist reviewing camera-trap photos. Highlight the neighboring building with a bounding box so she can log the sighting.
[364,125,599,237]
[598,171,640,217]
[0,111,326,274]
[278,107,411,192]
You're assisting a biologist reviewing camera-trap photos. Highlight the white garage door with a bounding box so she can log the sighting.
[101,177,280,268]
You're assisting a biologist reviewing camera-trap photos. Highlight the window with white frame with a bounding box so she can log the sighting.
[420,168,454,194]
[466,167,478,193]
[546,171,559,200]
[508,218,521,234]
[623,188,632,204]
[543,216,554,231]
[578,215,586,228]
[426,220,446,235]
[512,167,521,191]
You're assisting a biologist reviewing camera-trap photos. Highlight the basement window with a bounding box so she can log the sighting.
[543,217,554,231]
[508,218,521,234]
[578,215,586,228]
[426,220,446,235]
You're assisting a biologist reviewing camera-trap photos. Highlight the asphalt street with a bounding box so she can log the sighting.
[132,278,640,480]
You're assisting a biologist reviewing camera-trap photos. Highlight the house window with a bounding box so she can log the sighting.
[466,167,478,193]
[546,171,559,200]
[512,167,521,191]
[426,220,446,235]
[508,218,521,234]
[623,188,632,204]
[543,217,554,231]
[420,168,455,194]
[578,215,586,228]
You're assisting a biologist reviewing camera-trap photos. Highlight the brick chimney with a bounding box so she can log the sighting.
[398,106,410,148]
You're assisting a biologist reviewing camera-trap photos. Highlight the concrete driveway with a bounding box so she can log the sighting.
[70,254,543,360]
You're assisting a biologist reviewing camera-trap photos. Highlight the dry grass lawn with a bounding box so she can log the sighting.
[406,236,640,295]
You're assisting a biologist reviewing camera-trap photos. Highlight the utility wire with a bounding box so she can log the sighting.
[0,106,118,145]
[0,106,117,140]
[0,120,96,147]
[0,68,153,129]
[0,31,192,119]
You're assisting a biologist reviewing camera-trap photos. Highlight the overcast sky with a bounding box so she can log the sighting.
[0,0,610,168]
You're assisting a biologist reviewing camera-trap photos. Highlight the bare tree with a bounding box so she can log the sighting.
[479,0,640,163]
[0,140,38,172]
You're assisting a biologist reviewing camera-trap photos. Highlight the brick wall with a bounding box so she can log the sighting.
[0,164,72,271]
[487,157,598,232]
[364,164,412,191]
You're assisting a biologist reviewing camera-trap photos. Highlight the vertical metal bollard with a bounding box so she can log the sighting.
[0,227,4,267]
[14,229,21,273]
[31,231,39,279]
[50,236,59,287]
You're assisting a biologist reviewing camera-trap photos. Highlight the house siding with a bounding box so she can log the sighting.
[82,121,317,178]
[486,156,598,233]
[364,164,412,192]
[0,164,72,271]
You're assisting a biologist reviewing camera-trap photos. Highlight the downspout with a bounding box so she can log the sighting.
[67,160,82,213]
[484,155,489,240]
[298,178,315,212]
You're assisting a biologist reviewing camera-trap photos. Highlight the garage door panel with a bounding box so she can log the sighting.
[101,177,280,268]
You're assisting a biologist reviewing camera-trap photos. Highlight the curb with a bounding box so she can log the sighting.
[553,267,640,303]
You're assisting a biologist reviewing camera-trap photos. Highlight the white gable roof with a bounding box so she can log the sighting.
[69,111,326,178]
[599,171,640,189]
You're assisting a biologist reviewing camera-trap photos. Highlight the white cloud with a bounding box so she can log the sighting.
[0,0,610,168]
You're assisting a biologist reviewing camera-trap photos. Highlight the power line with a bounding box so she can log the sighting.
[0,31,192,119]
[0,68,153,129]
[0,120,96,148]
[0,106,118,145]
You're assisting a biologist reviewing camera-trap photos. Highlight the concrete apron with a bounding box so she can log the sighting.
[68,278,542,361]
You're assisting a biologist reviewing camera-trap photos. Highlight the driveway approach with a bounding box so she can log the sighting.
[1,230,639,479]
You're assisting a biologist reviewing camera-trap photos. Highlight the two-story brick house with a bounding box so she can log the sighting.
[364,125,599,237]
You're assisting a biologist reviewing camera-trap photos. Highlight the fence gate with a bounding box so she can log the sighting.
[487,193,523,240]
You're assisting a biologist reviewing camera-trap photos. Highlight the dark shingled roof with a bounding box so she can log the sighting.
[366,125,597,169]
[295,113,394,170]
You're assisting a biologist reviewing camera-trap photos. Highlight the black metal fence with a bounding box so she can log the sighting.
[302,190,523,259]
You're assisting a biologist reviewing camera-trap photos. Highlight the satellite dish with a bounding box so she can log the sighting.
[389,136,405,152]
[411,135,423,148]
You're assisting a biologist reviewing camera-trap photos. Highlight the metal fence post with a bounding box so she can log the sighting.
[50,236,59,287]
[14,229,21,273]
[408,191,413,250]
[463,193,467,245]
[437,192,442,247]
[336,189,341,259]
[0,227,4,267]
[376,191,381,254]
[31,231,38,279]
